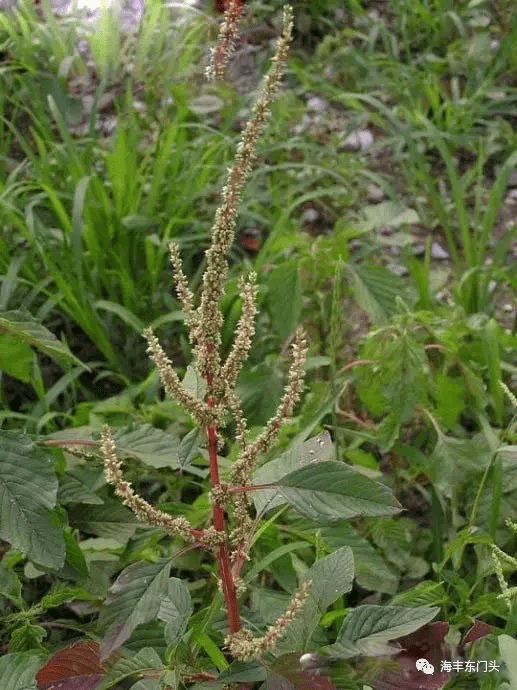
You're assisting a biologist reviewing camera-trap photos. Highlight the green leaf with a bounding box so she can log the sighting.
[158,577,193,645]
[390,581,448,608]
[347,263,408,323]
[0,310,88,371]
[131,679,162,690]
[9,624,46,653]
[100,647,164,689]
[95,300,145,333]
[0,652,45,690]
[218,662,266,684]
[99,559,172,659]
[0,561,22,605]
[238,367,285,427]
[358,201,420,233]
[110,424,182,470]
[67,498,139,542]
[58,470,105,505]
[329,605,439,659]
[252,431,334,515]
[177,429,204,473]
[430,430,492,498]
[0,431,66,568]
[499,634,517,687]
[267,260,301,340]
[271,462,401,522]
[277,548,355,653]
[311,521,399,594]
[308,547,354,612]
[434,372,465,427]
[0,331,33,383]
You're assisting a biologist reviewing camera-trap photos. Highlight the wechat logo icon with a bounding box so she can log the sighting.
[416,658,434,675]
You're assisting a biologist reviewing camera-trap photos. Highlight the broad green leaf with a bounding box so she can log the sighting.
[110,424,182,470]
[0,331,33,383]
[177,428,204,473]
[267,259,301,340]
[0,652,45,690]
[218,662,266,684]
[238,367,284,427]
[329,605,439,659]
[158,577,193,645]
[358,201,420,233]
[390,581,448,608]
[67,499,139,542]
[99,560,172,660]
[430,430,492,498]
[499,635,517,687]
[272,462,401,522]
[0,561,22,605]
[100,647,164,689]
[252,431,334,515]
[347,263,408,323]
[58,470,105,505]
[0,310,88,370]
[277,548,354,652]
[9,624,46,653]
[0,431,65,568]
[308,547,354,612]
[305,520,399,594]
[434,372,465,427]
[131,680,162,690]
[183,364,206,400]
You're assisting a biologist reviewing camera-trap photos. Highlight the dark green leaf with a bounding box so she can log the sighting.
[267,260,301,340]
[272,462,402,522]
[99,559,172,660]
[0,431,65,568]
[329,605,439,659]
[0,310,88,370]
[158,577,193,645]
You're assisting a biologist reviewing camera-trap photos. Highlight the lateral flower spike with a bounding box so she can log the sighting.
[143,327,221,428]
[232,326,307,486]
[225,580,312,660]
[100,425,194,541]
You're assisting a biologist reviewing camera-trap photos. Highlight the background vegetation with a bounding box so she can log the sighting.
[0,0,516,687]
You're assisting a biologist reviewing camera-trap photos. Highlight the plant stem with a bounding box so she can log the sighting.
[206,373,241,633]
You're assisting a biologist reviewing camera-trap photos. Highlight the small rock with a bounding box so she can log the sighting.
[387,263,408,276]
[300,207,320,225]
[306,96,327,112]
[366,184,384,203]
[341,129,374,151]
[431,242,449,260]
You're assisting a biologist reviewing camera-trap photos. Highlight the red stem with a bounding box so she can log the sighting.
[206,362,241,634]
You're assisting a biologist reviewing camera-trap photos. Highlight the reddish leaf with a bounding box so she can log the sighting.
[460,619,493,648]
[238,228,261,253]
[372,621,452,690]
[37,641,105,690]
